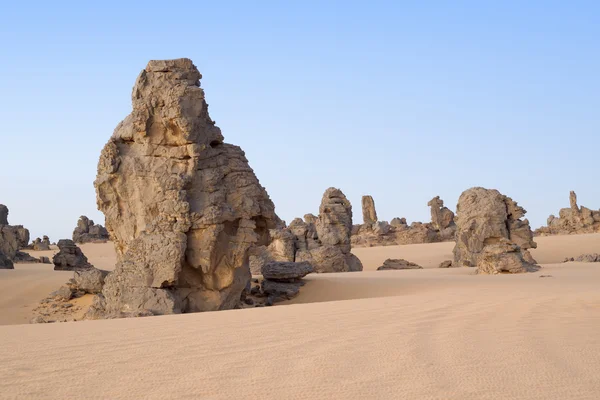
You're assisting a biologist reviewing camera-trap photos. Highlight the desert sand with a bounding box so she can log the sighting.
[0,234,599,399]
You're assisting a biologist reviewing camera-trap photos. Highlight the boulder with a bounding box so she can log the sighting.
[72,216,110,243]
[52,239,94,271]
[260,280,303,301]
[90,59,280,318]
[261,261,313,281]
[452,187,537,274]
[377,258,423,270]
[361,195,378,225]
[438,260,453,268]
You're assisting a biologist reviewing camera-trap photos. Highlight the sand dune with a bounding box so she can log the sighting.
[0,235,599,399]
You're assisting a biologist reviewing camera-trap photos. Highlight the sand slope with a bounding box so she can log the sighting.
[0,235,599,399]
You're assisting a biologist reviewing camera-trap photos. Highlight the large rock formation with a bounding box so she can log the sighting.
[361,195,378,225]
[90,59,280,318]
[0,204,30,268]
[72,216,110,243]
[535,191,600,236]
[295,188,363,272]
[30,236,51,251]
[53,239,94,271]
[452,187,537,274]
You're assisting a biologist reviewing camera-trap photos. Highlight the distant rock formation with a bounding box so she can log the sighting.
[351,195,456,247]
[88,59,280,319]
[0,204,31,269]
[535,191,600,236]
[30,236,51,251]
[452,187,538,274]
[377,259,423,270]
[362,195,378,225]
[72,216,109,243]
[563,253,600,263]
[250,188,363,274]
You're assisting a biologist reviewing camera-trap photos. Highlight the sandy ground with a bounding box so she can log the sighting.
[0,234,598,399]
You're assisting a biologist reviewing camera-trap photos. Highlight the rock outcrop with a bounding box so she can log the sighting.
[362,195,378,225]
[72,216,110,243]
[245,261,314,305]
[52,239,94,271]
[452,187,538,274]
[14,251,51,264]
[295,188,363,272]
[377,259,423,270]
[535,191,600,236]
[89,58,280,318]
[0,204,31,267]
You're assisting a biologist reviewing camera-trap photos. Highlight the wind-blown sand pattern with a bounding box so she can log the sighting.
[0,234,599,398]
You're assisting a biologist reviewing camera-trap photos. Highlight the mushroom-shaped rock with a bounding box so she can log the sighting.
[261,261,314,282]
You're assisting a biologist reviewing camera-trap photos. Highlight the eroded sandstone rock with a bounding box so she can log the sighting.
[362,195,378,225]
[90,58,280,318]
[377,259,423,270]
[72,216,109,243]
[452,187,537,274]
[0,205,30,265]
[52,239,94,271]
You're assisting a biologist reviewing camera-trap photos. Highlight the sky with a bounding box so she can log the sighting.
[1,1,599,241]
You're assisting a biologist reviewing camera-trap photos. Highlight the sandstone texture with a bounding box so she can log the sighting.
[535,191,600,236]
[52,239,94,271]
[72,216,110,243]
[89,58,280,318]
[377,259,423,270]
[452,187,538,274]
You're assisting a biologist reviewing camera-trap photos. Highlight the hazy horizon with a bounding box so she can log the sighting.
[1,1,599,241]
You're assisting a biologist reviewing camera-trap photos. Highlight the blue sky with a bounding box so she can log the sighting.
[1,1,598,241]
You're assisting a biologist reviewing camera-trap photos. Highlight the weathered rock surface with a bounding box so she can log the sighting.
[362,195,378,225]
[72,216,109,243]
[52,239,94,271]
[89,58,280,318]
[452,187,538,274]
[377,259,423,270]
[261,261,313,281]
[535,191,600,236]
[69,268,109,294]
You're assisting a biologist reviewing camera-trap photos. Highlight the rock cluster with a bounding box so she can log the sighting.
[452,187,538,274]
[72,216,110,243]
[52,239,94,271]
[0,204,30,269]
[89,58,281,318]
[30,236,51,251]
[351,195,456,247]
[14,251,51,264]
[535,191,600,236]
[250,188,363,274]
[377,259,423,270]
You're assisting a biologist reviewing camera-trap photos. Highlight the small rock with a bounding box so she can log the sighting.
[377,258,423,270]
[244,298,254,306]
[438,260,453,268]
